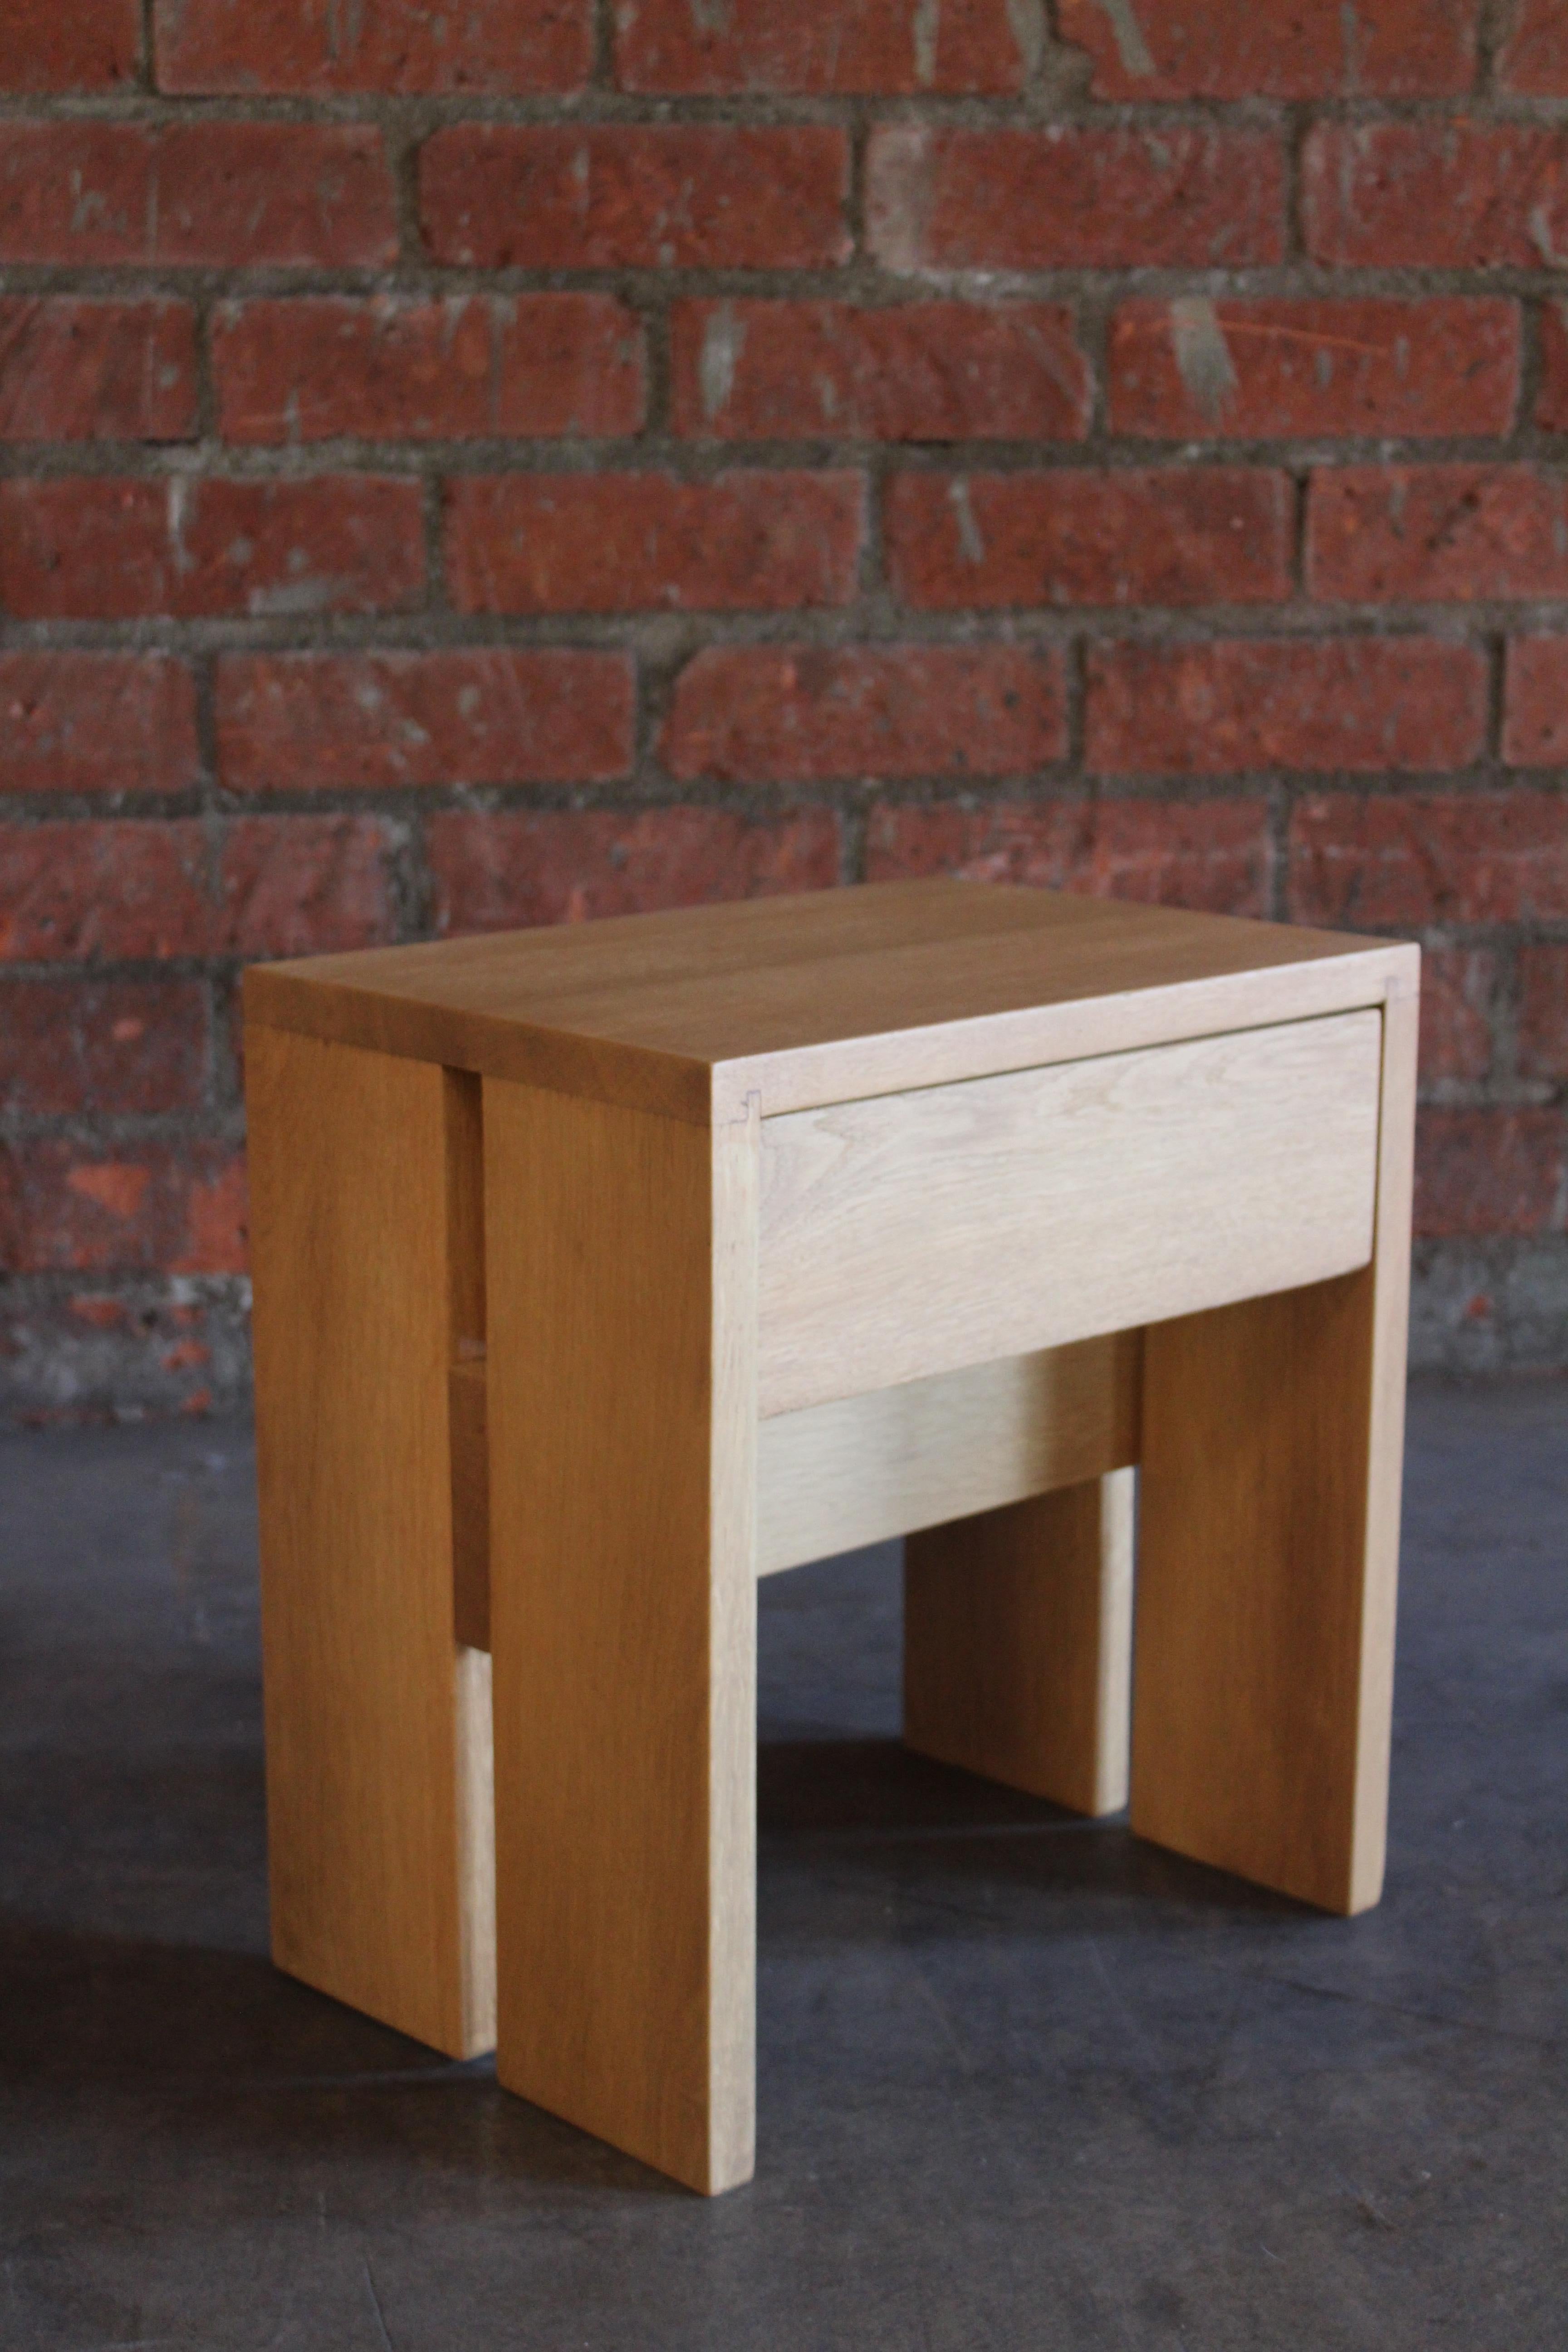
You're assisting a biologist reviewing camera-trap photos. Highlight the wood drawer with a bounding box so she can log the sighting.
[756,1009,1384,1417]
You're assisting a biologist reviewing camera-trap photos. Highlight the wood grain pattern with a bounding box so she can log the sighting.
[756,1332,1140,1576]
[757,1009,1383,1416]
[905,1471,1137,1818]
[245,880,1417,1124]
[484,1078,759,2195]
[1129,992,1419,1916]
[247,1023,495,2058]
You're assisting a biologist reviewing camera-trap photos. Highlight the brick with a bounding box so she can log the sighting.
[1504,637,1568,766]
[421,126,849,270]
[1287,792,1568,926]
[218,817,397,957]
[1418,949,1497,1086]
[155,0,591,93]
[446,471,862,615]
[0,475,423,619]
[670,301,1089,443]
[1539,304,1568,434]
[1089,642,1488,777]
[0,124,396,266]
[0,655,198,796]
[216,652,634,790]
[0,299,195,441]
[1496,0,1568,93]
[866,125,1284,272]
[428,807,841,934]
[1108,298,1519,442]
[886,470,1290,611]
[1519,946,1568,1079]
[1414,1110,1563,1238]
[865,795,1272,916]
[0,0,140,88]
[0,821,210,962]
[0,979,208,1116]
[1308,467,1568,604]
[1056,0,1477,97]
[1302,123,1568,270]
[615,0,1027,93]
[213,295,644,444]
[0,1139,246,1274]
[663,647,1065,783]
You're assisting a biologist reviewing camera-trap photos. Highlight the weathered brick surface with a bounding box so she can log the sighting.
[421,127,850,270]
[446,472,863,613]
[1496,0,1568,93]
[1288,793,1568,927]
[0,1140,246,1274]
[428,807,842,933]
[1108,300,1519,442]
[866,126,1285,271]
[1303,124,1568,270]
[865,796,1273,916]
[0,0,1564,1401]
[671,301,1090,443]
[663,647,1065,781]
[0,301,196,442]
[216,652,635,789]
[0,475,424,619]
[0,0,140,89]
[0,656,198,796]
[0,979,208,1116]
[0,822,211,963]
[1088,642,1489,776]
[155,0,593,93]
[1519,947,1568,1079]
[218,818,398,956]
[887,470,1291,609]
[1309,468,1568,604]
[1056,0,1478,98]
[615,0,1026,92]
[1503,637,1568,766]
[1418,950,1497,1086]
[0,123,397,266]
[1538,304,1568,434]
[1414,1111,1564,1238]
[0,815,398,960]
[213,296,645,443]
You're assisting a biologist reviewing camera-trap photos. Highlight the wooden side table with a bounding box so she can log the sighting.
[243,881,1418,2195]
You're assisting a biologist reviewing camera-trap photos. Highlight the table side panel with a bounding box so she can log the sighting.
[756,1010,1384,1417]
[484,1079,758,2195]
[247,1026,494,2058]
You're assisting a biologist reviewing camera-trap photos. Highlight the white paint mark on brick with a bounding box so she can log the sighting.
[1169,297,1238,424]
[865,125,934,274]
[948,476,985,564]
[913,0,941,88]
[1083,0,1153,76]
[700,303,745,423]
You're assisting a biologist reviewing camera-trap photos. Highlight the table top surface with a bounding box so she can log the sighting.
[244,880,1417,1123]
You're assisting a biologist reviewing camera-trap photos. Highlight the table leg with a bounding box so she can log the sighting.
[1130,994,1417,1915]
[904,1470,1136,1815]
[484,1080,759,2195]
[248,1027,495,2058]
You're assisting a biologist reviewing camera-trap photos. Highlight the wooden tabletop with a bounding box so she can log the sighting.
[243,879,1417,1123]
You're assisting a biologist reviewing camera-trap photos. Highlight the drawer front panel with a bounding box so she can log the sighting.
[756,1009,1383,1418]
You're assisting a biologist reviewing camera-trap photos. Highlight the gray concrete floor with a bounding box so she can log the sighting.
[1,1382,1564,2351]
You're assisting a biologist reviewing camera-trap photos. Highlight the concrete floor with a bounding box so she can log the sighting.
[1,1382,1564,2351]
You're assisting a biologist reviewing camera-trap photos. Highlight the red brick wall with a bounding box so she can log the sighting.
[2,0,1566,1415]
